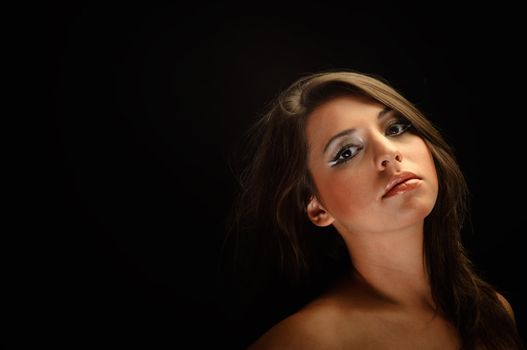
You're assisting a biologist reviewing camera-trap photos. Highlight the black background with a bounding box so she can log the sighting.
[44,1,525,348]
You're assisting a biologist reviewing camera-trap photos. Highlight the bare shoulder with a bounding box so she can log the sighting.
[247,301,350,350]
[496,292,516,323]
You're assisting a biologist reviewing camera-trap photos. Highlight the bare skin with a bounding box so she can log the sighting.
[248,278,514,349]
[248,276,461,349]
[248,96,513,349]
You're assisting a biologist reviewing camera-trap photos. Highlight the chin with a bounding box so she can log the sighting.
[397,196,436,224]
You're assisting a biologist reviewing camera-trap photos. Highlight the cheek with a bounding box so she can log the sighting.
[411,140,439,195]
[423,148,438,187]
[322,172,374,218]
[428,156,439,191]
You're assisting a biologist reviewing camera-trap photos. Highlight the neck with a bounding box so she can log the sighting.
[340,221,435,311]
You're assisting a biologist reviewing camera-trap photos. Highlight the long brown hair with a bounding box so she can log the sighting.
[220,70,524,349]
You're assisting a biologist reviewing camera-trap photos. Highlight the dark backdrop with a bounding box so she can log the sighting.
[45,2,525,348]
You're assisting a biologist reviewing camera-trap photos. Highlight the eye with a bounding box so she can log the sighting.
[329,144,363,167]
[386,119,412,136]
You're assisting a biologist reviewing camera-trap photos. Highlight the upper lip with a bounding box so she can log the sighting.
[382,171,421,198]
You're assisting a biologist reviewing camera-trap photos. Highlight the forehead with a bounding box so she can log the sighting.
[305,95,385,143]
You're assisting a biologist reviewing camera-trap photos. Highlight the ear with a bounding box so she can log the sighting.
[306,195,335,227]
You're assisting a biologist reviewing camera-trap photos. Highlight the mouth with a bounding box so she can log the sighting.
[382,172,422,199]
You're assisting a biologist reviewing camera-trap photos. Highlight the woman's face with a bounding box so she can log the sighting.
[305,95,438,235]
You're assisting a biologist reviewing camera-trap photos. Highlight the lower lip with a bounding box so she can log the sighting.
[383,179,421,199]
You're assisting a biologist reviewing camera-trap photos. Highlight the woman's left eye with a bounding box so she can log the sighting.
[386,121,412,136]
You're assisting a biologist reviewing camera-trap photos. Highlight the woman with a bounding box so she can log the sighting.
[221,71,524,349]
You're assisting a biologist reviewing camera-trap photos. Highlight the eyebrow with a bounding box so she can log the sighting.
[322,106,393,154]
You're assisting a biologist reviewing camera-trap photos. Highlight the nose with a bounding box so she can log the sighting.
[373,136,403,171]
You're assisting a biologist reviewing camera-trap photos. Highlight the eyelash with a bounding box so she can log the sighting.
[329,119,413,167]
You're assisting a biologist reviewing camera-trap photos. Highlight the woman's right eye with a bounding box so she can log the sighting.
[329,144,362,167]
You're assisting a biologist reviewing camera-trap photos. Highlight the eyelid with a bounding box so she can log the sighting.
[329,144,362,167]
[388,115,411,126]
[332,143,356,160]
[386,117,412,132]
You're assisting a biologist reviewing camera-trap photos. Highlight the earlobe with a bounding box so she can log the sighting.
[306,196,334,227]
